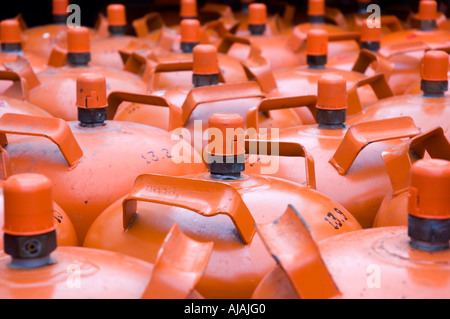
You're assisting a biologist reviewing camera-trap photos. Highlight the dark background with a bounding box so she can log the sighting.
[0,0,448,30]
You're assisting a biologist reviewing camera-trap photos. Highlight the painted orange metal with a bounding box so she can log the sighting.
[346,51,450,141]
[89,5,158,70]
[373,128,450,227]
[0,222,211,299]
[243,79,420,228]
[83,131,362,299]
[0,72,206,243]
[1,26,149,121]
[252,202,450,299]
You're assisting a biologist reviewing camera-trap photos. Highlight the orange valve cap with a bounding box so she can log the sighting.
[360,23,381,43]
[421,50,449,82]
[3,174,55,236]
[306,29,328,56]
[207,113,245,157]
[0,19,21,44]
[193,44,219,75]
[67,26,90,54]
[420,50,448,95]
[418,0,437,20]
[408,159,450,220]
[107,4,127,27]
[248,3,267,25]
[180,0,198,19]
[76,73,108,109]
[181,19,201,43]
[308,0,325,18]
[52,0,68,16]
[317,75,347,110]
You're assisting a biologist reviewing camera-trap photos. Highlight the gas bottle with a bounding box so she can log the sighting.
[83,113,362,299]
[373,127,450,227]
[89,4,158,70]
[0,73,206,243]
[252,158,450,299]
[224,2,306,70]
[325,21,426,97]
[120,20,252,91]
[380,1,450,55]
[20,0,97,61]
[244,75,422,228]
[265,28,380,114]
[0,150,78,247]
[284,0,361,63]
[0,19,48,74]
[2,26,149,121]
[108,44,303,153]
[346,50,450,141]
[0,173,212,299]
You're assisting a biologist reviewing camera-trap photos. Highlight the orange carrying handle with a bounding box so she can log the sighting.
[141,223,214,299]
[171,81,265,129]
[346,73,394,116]
[245,139,317,190]
[107,91,171,120]
[0,56,40,100]
[0,113,83,168]
[122,174,256,245]
[132,12,165,38]
[329,116,421,175]
[256,204,341,299]
[382,127,450,195]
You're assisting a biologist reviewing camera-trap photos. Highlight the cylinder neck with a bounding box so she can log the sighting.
[307,55,326,69]
[317,109,346,129]
[78,107,107,127]
[53,14,68,25]
[207,154,245,180]
[421,79,448,97]
[1,43,22,54]
[361,41,380,53]
[4,231,57,269]
[408,215,450,251]
[108,25,127,37]
[249,24,265,36]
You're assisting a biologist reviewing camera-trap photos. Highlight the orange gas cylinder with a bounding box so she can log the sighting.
[119,21,252,91]
[20,0,97,61]
[0,153,78,247]
[325,22,424,97]
[0,19,48,74]
[83,113,362,299]
[0,173,212,299]
[284,0,361,63]
[223,2,307,70]
[265,29,380,113]
[252,158,450,299]
[347,50,450,141]
[89,4,158,70]
[0,73,206,243]
[380,1,450,54]
[373,127,450,227]
[243,75,422,228]
[108,44,303,153]
[1,26,149,121]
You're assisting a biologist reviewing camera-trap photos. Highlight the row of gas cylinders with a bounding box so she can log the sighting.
[0,0,449,299]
